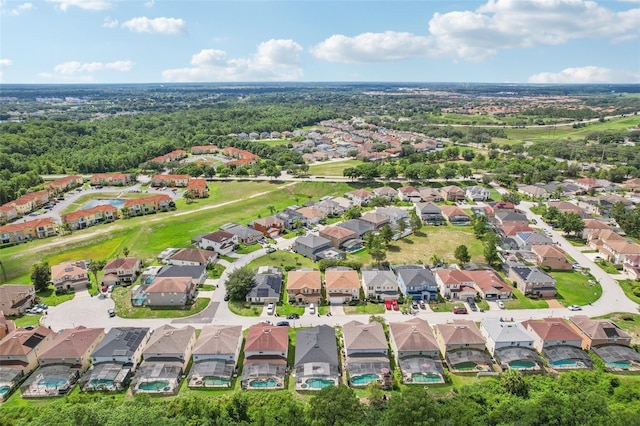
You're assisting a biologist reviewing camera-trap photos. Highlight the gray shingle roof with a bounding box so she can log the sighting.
[294,325,339,367]
[91,327,151,360]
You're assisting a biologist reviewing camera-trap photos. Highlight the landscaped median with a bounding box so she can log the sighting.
[111,286,210,319]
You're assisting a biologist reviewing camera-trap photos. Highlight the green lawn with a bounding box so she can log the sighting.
[227,300,261,317]
[199,284,216,291]
[10,313,42,328]
[552,271,602,306]
[276,303,305,316]
[36,286,75,306]
[503,289,549,309]
[111,287,210,318]
[618,280,640,304]
[429,301,456,313]
[208,264,226,279]
[235,244,261,255]
[245,251,316,271]
[343,303,386,315]
[307,159,361,176]
[594,259,619,274]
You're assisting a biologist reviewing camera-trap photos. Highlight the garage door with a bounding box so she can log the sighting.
[329,297,344,305]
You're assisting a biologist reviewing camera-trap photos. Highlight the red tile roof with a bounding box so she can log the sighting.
[62,204,117,222]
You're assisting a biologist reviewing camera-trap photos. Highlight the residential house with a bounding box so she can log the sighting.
[394,265,439,301]
[61,205,118,230]
[414,202,445,225]
[246,267,283,304]
[292,234,340,262]
[325,268,360,305]
[0,326,54,376]
[149,149,187,163]
[144,276,196,307]
[222,223,263,245]
[167,248,217,266]
[314,199,344,217]
[0,205,18,225]
[276,208,307,230]
[190,145,219,155]
[122,194,172,215]
[479,319,541,371]
[189,325,243,388]
[376,207,410,228]
[434,269,478,300]
[336,219,374,239]
[296,206,325,225]
[432,320,492,372]
[548,201,588,218]
[44,175,83,194]
[0,311,13,339]
[82,327,152,391]
[150,174,190,188]
[197,230,237,255]
[471,270,514,300]
[241,324,288,390]
[51,261,89,292]
[494,212,529,228]
[90,173,131,186]
[360,211,390,230]
[623,255,640,280]
[186,178,209,198]
[101,257,142,286]
[373,186,398,200]
[465,186,490,201]
[0,284,35,316]
[389,318,444,384]
[319,226,357,249]
[38,326,106,373]
[397,186,422,202]
[601,238,640,265]
[531,245,572,270]
[517,184,549,200]
[568,316,632,350]
[586,229,624,252]
[485,201,517,216]
[361,268,399,301]
[345,189,373,206]
[508,265,557,298]
[342,321,391,388]
[287,269,322,304]
[132,325,196,394]
[440,205,470,225]
[499,225,535,238]
[250,216,285,238]
[522,318,592,370]
[622,177,640,193]
[440,185,465,202]
[8,191,49,215]
[294,325,340,390]
[418,187,443,202]
[156,265,208,287]
[514,231,553,251]
[0,218,58,244]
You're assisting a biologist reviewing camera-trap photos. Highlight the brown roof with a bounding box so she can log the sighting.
[296,207,324,220]
[360,212,389,225]
[193,325,242,356]
[320,226,356,240]
[152,174,190,181]
[435,320,485,345]
[123,194,171,207]
[604,240,640,254]
[146,276,192,293]
[253,216,284,228]
[0,218,56,234]
[202,230,235,243]
[103,257,140,271]
[244,324,288,353]
[144,324,195,355]
[501,225,534,236]
[389,318,438,352]
[569,316,632,341]
[325,269,360,290]
[91,172,129,180]
[0,326,52,356]
[471,271,513,294]
[441,185,465,195]
[287,270,321,291]
[170,248,216,264]
[532,245,568,258]
[347,189,373,199]
[583,219,612,230]
[440,205,469,218]
[343,320,387,351]
[39,326,104,359]
[0,284,34,305]
[522,318,582,342]
[51,261,87,280]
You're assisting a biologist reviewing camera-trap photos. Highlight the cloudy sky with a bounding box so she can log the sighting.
[1,0,639,84]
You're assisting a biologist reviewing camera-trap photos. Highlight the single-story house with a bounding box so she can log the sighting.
[440,205,470,225]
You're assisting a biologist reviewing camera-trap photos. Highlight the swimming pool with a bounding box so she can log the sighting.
[607,361,631,369]
[248,378,278,388]
[509,360,536,370]
[306,378,335,389]
[138,380,170,392]
[88,379,115,390]
[551,360,580,368]
[411,373,442,383]
[82,199,124,210]
[204,378,230,387]
[38,378,68,389]
[350,374,379,386]
[452,362,478,371]
[0,386,10,397]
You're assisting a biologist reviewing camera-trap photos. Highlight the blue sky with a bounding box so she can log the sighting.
[1,0,639,84]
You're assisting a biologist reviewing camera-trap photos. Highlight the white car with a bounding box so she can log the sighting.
[568,305,582,311]
[266,303,275,315]
[309,303,316,315]
[497,300,505,309]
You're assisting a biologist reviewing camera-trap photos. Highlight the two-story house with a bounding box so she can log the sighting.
[287,269,322,305]
[51,261,89,292]
[101,257,142,286]
[197,230,238,255]
[325,267,360,305]
[393,265,439,301]
[361,268,399,301]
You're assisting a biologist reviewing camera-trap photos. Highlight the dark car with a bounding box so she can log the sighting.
[107,309,116,318]
[286,313,300,320]
[276,321,290,327]
[467,297,478,312]
[224,294,230,301]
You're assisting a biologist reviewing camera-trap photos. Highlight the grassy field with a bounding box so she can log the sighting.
[111,286,210,319]
[618,280,640,304]
[307,159,361,176]
[503,289,549,310]
[343,303,386,315]
[552,271,603,306]
[228,300,262,317]
[245,251,316,271]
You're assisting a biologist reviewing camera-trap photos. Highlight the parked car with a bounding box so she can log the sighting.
[497,300,505,309]
[309,303,316,315]
[276,321,290,327]
[453,306,468,314]
[419,301,426,309]
[107,285,115,293]
[412,302,419,310]
[391,299,399,311]
[223,294,230,301]
[286,313,300,320]
[266,302,275,315]
[568,305,582,311]
[266,246,276,253]
[385,300,392,310]
[467,297,478,312]
[107,308,116,318]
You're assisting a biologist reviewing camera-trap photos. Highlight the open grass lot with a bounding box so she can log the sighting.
[245,250,316,271]
[596,313,640,344]
[351,226,483,265]
[111,286,209,319]
[307,159,361,176]
[503,289,549,310]
[343,303,386,315]
[0,181,354,283]
[552,271,603,306]
[618,279,640,304]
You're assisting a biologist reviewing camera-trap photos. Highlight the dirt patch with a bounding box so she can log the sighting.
[545,299,564,308]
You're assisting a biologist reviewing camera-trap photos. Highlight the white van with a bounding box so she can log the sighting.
[309,303,316,315]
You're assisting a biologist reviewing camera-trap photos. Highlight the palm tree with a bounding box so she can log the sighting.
[268,205,276,215]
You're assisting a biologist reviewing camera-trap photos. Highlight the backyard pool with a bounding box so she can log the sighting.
[0,386,10,397]
[509,360,537,370]
[138,380,170,392]
[87,379,115,390]
[452,362,478,371]
[82,199,124,210]
[38,378,68,389]
[551,360,580,368]
[305,378,335,389]
[411,373,442,383]
[607,361,631,370]
[248,378,278,388]
[204,378,230,387]
[350,374,379,386]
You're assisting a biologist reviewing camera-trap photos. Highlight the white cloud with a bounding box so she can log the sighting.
[311,0,640,63]
[144,0,154,7]
[0,59,13,68]
[311,31,432,63]
[102,17,118,28]
[46,0,112,11]
[2,2,34,16]
[52,60,134,75]
[121,16,186,35]
[162,39,303,82]
[528,66,640,83]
